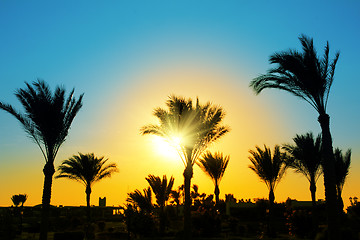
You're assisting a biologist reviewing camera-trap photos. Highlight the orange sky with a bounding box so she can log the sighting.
[1,1,359,210]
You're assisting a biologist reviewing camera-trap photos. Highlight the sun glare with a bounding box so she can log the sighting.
[153,136,182,161]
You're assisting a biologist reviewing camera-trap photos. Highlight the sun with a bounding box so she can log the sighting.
[152,136,182,161]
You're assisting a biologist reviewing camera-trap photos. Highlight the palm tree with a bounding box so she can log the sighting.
[248,145,287,206]
[11,195,21,207]
[197,151,229,205]
[126,187,153,214]
[141,95,229,239]
[249,145,287,237]
[145,174,174,235]
[0,80,83,240]
[56,153,118,222]
[283,132,322,207]
[333,148,351,213]
[10,194,27,233]
[250,35,340,239]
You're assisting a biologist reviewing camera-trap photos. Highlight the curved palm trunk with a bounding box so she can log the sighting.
[214,183,220,206]
[318,114,340,240]
[183,164,193,240]
[39,161,55,240]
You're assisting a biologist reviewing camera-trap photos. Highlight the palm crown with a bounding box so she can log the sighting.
[141,95,229,166]
[0,80,84,162]
[333,148,351,194]
[250,35,339,115]
[145,174,174,208]
[249,145,286,194]
[56,153,118,188]
[283,132,322,183]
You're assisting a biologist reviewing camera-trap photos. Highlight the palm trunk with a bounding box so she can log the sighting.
[337,187,344,214]
[39,161,55,240]
[310,175,319,234]
[214,183,220,206]
[310,176,317,207]
[183,164,193,240]
[268,187,275,237]
[86,185,92,223]
[318,113,340,240]
[159,205,165,236]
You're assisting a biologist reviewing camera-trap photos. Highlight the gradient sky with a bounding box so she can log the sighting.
[1,1,359,208]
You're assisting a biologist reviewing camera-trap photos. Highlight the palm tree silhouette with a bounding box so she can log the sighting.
[11,195,21,207]
[126,187,153,214]
[248,145,286,207]
[250,35,340,239]
[333,148,351,213]
[146,174,174,236]
[197,151,229,205]
[56,153,118,222]
[0,80,83,240]
[283,132,322,207]
[10,194,28,233]
[141,95,229,239]
[249,145,286,237]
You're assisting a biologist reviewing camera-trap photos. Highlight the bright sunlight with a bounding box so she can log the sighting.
[152,135,182,161]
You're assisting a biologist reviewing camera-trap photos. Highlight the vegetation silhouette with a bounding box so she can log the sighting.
[250,34,340,240]
[11,194,28,234]
[145,174,174,236]
[141,95,229,239]
[0,80,83,240]
[248,145,287,207]
[126,187,153,214]
[197,151,229,205]
[248,145,287,236]
[55,152,118,223]
[283,132,323,207]
[334,148,351,213]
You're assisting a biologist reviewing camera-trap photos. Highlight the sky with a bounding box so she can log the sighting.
[0,1,359,208]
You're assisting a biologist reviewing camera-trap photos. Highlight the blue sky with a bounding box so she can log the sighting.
[0,1,359,206]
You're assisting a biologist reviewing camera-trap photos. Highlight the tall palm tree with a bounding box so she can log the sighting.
[333,148,351,213]
[248,145,287,206]
[56,153,118,222]
[141,95,229,239]
[0,80,83,240]
[126,187,153,214]
[250,35,340,239]
[146,174,174,235]
[197,151,229,205]
[283,132,322,207]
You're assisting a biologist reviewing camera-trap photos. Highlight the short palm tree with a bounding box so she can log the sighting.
[126,187,153,214]
[197,151,229,205]
[146,174,174,235]
[141,95,229,238]
[283,132,322,207]
[248,145,286,206]
[56,153,118,222]
[11,195,21,207]
[250,35,340,239]
[333,148,351,212]
[11,194,28,234]
[0,80,83,240]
